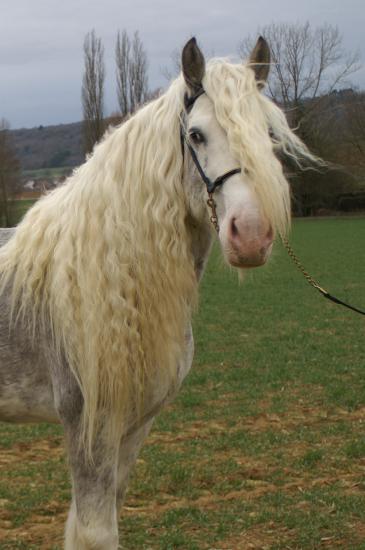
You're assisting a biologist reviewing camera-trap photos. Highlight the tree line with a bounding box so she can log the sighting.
[82,29,150,154]
[80,23,365,215]
[1,22,365,227]
[239,22,364,215]
[0,119,20,226]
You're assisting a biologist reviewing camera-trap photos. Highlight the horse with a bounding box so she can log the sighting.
[0,37,316,549]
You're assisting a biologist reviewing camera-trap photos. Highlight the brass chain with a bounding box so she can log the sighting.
[281,234,365,316]
[207,193,220,233]
[280,235,327,295]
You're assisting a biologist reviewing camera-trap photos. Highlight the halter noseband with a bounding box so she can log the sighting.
[181,88,241,232]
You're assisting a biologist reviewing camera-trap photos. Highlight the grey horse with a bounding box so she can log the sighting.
[0,37,313,549]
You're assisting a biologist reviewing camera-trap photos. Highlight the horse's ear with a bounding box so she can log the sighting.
[248,36,270,88]
[182,37,205,93]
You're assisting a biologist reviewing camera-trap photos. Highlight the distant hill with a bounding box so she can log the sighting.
[8,89,365,179]
[10,122,84,171]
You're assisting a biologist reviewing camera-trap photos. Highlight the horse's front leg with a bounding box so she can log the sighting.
[51,358,120,550]
[115,327,194,513]
[116,419,154,513]
[64,423,120,550]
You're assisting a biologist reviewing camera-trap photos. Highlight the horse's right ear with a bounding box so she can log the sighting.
[182,37,205,94]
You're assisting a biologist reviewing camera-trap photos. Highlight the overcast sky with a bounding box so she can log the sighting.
[1,0,364,129]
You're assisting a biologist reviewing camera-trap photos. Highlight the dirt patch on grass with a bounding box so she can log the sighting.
[0,437,67,548]
[233,399,365,435]
[211,524,295,550]
[123,469,365,519]
[1,384,365,549]
[124,482,278,517]
[0,503,67,549]
[0,436,64,467]
[156,392,365,449]
[148,420,225,444]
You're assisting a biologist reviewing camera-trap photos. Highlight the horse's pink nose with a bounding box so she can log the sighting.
[227,216,274,268]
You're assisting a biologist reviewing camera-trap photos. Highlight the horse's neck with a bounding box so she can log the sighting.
[186,217,213,282]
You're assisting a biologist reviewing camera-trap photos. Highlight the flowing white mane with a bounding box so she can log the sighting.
[0,58,315,449]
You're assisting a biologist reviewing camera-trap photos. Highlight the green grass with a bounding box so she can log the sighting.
[7,200,37,226]
[22,166,73,180]
[1,217,365,548]
[1,199,38,227]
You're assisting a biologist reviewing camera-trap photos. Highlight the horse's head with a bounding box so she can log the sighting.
[181,37,290,269]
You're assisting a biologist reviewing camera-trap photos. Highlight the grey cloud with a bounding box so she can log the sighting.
[0,0,364,128]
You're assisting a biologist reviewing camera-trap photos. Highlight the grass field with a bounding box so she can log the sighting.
[0,201,37,228]
[1,218,365,549]
[9,201,37,226]
[22,167,73,180]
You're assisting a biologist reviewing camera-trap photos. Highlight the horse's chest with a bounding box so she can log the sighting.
[148,324,194,411]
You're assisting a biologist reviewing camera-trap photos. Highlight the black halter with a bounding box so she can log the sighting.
[181,89,241,197]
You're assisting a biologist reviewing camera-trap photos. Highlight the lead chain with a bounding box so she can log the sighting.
[207,193,220,233]
[280,235,327,294]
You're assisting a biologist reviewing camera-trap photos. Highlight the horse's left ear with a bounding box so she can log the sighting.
[182,37,205,94]
[248,36,270,88]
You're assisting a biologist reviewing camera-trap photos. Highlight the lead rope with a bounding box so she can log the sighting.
[280,234,365,316]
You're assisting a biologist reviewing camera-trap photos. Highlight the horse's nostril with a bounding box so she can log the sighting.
[231,217,239,237]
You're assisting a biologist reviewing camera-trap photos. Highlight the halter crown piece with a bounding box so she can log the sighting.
[181,88,241,231]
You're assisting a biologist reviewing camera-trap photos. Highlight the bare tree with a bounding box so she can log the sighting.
[239,23,362,215]
[239,22,360,125]
[116,30,131,117]
[160,48,181,82]
[116,30,149,116]
[129,31,149,112]
[0,119,20,227]
[82,30,105,155]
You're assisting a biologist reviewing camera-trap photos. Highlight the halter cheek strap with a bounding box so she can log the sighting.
[181,89,241,230]
[186,141,241,194]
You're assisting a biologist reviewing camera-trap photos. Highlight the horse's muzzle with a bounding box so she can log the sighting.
[224,217,274,268]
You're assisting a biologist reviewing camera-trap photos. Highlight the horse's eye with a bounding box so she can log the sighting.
[189,130,205,145]
[269,128,277,142]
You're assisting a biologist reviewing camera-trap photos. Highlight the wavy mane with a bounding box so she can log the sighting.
[0,77,197,450]
[0,59,316,450]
